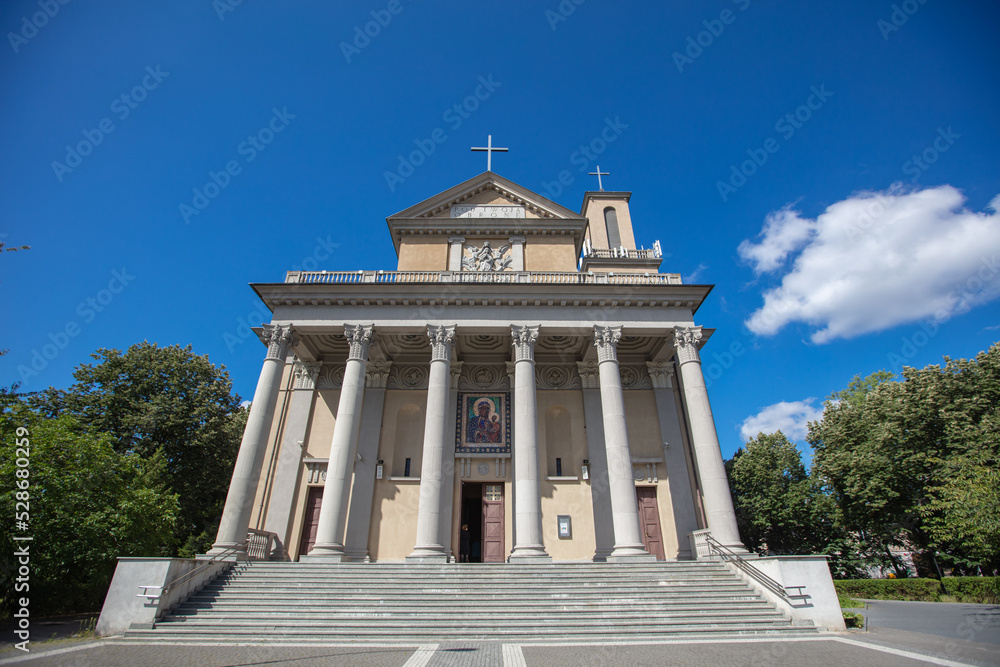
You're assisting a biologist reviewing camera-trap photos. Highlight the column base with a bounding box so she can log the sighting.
[205,543,250,560]
[607,545,655,562]
[509,544,551,563]
[302,543,348,562]
[407,545,448,563]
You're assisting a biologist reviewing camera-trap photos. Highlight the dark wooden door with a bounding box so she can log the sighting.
[482,483,505,563]
[297,486,324,559]
[637,487,666,560]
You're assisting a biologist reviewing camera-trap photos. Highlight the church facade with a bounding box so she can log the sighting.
[209,170,746,564]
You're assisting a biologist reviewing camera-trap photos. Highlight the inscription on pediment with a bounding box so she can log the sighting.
[450,205,525,219]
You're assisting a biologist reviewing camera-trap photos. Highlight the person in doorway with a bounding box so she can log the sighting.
[459,524,471,563]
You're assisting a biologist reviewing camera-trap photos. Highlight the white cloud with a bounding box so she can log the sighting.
[741,186,1000,343]
[684,263,708,283]
[737,207,815,273]
[739,399,824,443]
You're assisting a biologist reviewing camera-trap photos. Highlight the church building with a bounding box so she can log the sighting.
[208,165,747,565]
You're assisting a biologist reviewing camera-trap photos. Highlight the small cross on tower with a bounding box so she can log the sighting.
[589,165,610,191]
[471,134,508,172]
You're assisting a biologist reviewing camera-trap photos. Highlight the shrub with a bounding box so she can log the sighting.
[834,577,1000,603]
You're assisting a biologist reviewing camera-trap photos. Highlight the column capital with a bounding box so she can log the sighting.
[510,325,539,362]
[505,361,517,385]
[344,324,375,361]
[508,235,526,244]
[673,326,703,364]
[449,361,464,389]
[448,236,466,244]
[293,359,322,390]
[427,324,456,361]
[593,325,622,363]
[366,360,392,388]
[262,324,297,360]
[645,361,676,389]
[576,361,601,389]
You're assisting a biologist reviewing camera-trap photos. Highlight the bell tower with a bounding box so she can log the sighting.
[580,189,663,274]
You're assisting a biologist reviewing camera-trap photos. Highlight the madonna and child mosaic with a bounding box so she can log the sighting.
[456,393,511,455]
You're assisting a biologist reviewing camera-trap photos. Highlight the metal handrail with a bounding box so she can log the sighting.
[703,534,807,604]
[136,541,247,603]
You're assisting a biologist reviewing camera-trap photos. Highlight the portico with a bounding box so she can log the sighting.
[210,170,748,563]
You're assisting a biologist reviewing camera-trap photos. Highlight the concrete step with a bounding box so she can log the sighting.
[126,561,817,643]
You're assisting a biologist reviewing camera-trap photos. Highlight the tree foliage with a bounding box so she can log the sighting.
[31,342,246,555]
[809,343,1000,574]
[726,431,867,577]
[0,391,179,615]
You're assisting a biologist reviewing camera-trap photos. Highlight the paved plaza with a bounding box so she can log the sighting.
[3,600,998,667]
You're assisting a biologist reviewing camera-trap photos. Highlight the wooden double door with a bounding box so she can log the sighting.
[461,481,505,563]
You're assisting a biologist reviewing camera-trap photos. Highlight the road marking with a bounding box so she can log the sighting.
[401,643,438,667]
[503,643,527,667]
[833,637,978,666]
[0,642,103,665]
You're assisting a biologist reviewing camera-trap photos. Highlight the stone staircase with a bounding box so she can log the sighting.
[123,561,817,643]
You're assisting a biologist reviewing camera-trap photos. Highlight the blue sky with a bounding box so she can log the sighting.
[2,1,998,461]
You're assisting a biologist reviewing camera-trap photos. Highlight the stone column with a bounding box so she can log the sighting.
[343,360,391,561]
[673,327,744,550]
[509,325,550,562]
[448,237,466,271]
[577,361,615,561]
[647,361,698,560]
[436,362,463,561]
[211,324,296,555]
[508,236,526,271]
[262,358,320,560]
[306,324,375,561]
[593,325,653,562]
[407,325,456,563]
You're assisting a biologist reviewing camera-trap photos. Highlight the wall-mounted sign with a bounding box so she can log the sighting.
[558,515,572,539]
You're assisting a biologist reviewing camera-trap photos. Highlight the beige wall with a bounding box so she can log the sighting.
[524,236,578,272]
[398,237,448,272]
[272,380,696,562]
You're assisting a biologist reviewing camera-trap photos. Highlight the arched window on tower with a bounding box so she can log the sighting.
[604,207,621,248]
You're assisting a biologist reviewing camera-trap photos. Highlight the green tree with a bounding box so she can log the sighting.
[725,431,864,575]
[0,390,179,615]
[809,344,1000,574]
[34,342,245,554]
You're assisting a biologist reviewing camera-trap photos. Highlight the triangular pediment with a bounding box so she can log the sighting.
[385,172,588,256]
[388,172,582,221]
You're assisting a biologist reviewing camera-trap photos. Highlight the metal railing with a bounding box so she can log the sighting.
[703,534,808,605]
[136,529,278,604]
[287,270,682,286]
